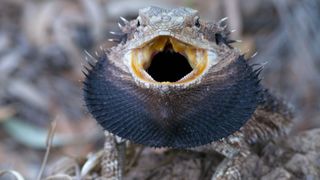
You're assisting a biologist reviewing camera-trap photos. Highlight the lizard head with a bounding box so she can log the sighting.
[121,6,224,87]
[84,6,262,148]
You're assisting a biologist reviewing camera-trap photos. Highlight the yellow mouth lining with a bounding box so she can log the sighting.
[130,36,209,84]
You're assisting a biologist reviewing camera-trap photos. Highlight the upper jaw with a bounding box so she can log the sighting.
[124,35,219,88]
[127,30,216,50]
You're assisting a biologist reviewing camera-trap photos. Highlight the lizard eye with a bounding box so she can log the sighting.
[137,20,141,27]
[194,17,201,28]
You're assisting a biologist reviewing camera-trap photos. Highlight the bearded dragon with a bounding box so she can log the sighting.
[83,6,292,179]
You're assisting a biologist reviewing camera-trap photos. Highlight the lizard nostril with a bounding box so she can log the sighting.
[161,15,171,22]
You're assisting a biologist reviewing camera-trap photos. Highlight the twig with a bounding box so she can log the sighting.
[125,146,145,173]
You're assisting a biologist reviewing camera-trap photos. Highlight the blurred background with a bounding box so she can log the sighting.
[0,0,319,179]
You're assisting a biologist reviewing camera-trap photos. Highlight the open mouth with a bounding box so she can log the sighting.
[130,36,214,84]
[146,43,193,82]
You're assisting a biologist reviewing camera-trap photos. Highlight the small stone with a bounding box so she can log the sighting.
[285,152,320,178]
[261,167,292,180]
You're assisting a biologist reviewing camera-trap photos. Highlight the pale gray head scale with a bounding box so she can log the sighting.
[138,6,199,31]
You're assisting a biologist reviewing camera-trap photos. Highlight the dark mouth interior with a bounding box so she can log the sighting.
[146,44,193,82]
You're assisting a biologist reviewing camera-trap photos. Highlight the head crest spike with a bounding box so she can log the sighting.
[110,31,124,36]
[84,50,98,64]
[118,22,124,29]
[251,52,258,59]
[120,16,129,24]
[108,38,121,43]
[218,17,229,25]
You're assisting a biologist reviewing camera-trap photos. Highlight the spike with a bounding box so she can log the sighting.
[109,31,117,35]
[87,61,95,69]
[218,17,228,24]
[253,69,263,79]
[250,61,268,69]
[115,135,126,143]
[251,52,258,58]
[226,39,237,44]
[234,39,242,43]
[84,50,98,63]
[254,66,263,74]
[84,65,91,72]
[82,77,90,85]
[108,38,120,42]
[120,16,129,24]
[231,29,237,33]
[252,65,264,76]
[118,22,123,29]
[260,61,269,68]
[251,63,260,67]
[222,24,228,30]
[109,31,123,35]
[82,69,89,77]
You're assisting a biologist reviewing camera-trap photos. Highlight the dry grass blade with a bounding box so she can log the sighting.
[80,150,104,178]
[0,170,25,180]
[36,120,57,180]
[45,174,73,180]
[126,146,145,173]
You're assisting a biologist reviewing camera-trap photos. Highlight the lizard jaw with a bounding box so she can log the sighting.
[127,36,218,86]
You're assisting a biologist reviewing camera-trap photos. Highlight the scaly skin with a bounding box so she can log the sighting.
[83,6,293,179]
